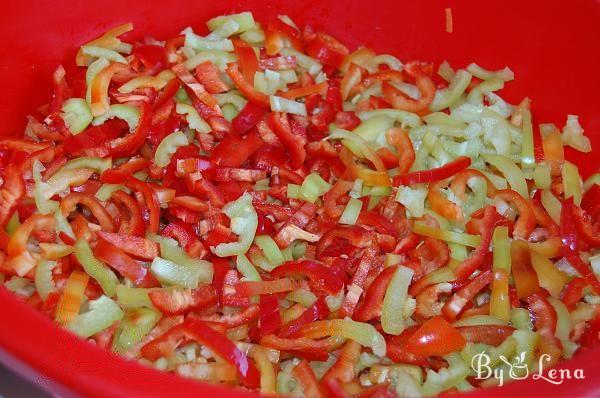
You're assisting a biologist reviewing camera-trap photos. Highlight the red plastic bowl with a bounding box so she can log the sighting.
[1,0,599,397]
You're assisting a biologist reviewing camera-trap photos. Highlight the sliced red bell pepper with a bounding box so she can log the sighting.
[96,231,158,260]
[316,225,375,258]
[305,33,349,68]
[270,260,344,295]
[326,79,343,113]
[172,63,220,113]
[334,111,361,131]
[63,119,127,156]
[226,62,270,108]
[153,78,181,110]
[211,130,263,167]
[493,189,535,239]
[279,81,328,100]
[100,169,160,233]
[353,265,398,322]
[382,62,435,113]
[561,198,600,294]
[133,44,164,70]
[561,277,586,309]
[579,312,600,349]
[7,214,56,276]
[321,340,361,391]
[194,61,228,94]
[106,102,152,158]
[453,206,502,282]
[259,294,281,338]
[523,292,557,337]
[231,101,268,135]
[457,325,515,346]
[184,318,261,389]
[572,205,600,248]
[393,156,471,186]
[110,190,145,237]
[279,297,329,338]
[93,239,159,287]
[149,285,218,315]
[386,127,415,174]
[265,18,303,55]
[267,112,306,169]
[140,323,188,361]
[232,39,259,84]
[194,304,260,328]
[161,221,204,257]
[292,360,326,398]
[0,151,27,227]
[60,193,115,232]
[581,184,600,221]
[403,316,466,357]
[260,335,329,361]
[442,270,493,321]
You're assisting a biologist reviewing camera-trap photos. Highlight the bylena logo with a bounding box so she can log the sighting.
[471,352,585,387]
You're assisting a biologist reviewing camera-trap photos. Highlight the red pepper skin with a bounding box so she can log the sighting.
[153,78,181,110]
[442,270,493,321]
[265,18,303,55]
[194,61,228,94]
[457,325,515,346]
[161,221,204,257]
[353,265,398,322]
[149,285,217,315]
[260,335,330,361]
[334,111,361,130]
[292,360,327,398]
[232,39,259,84]
[572,205,600,248]
[0,151,27,227]
[279,297,329,338]
[393,156,471,186]
[259,294,281,338]
[267,112,306,170]
[211,130,263,168]
[581,184,600,221]
[100,169,161,233]
[270,260,344,295]
[110,190,145,237]
[106,102,152,158]
[183,318,261,390]
[63,119,127,156]
[231,102,267,135]
[305,33,349,68]
[133,45,164,70]
[356,385,395,398]
[403,316,466,357]
[523,292,557,337]
[141,323,189,361]
[579,312,600,349]
[453,207,502,282]
[561,277,586,309]
[96,231,158,261]
[226,62,270,108]
[321,340,360,392]
[250,144,289,171]
[93,240,159,287]
[561,198,600,294]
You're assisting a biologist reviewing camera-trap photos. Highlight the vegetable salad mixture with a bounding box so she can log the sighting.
[1,10,599,397]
